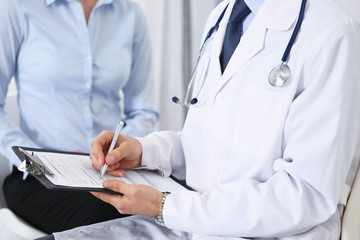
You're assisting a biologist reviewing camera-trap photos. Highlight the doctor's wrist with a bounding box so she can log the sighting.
[154,191,170,226]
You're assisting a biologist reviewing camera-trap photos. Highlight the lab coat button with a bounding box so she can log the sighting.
[86,56,92,62]
[213,168,220,176]
[84,105,89,111]
[85,82,91,88]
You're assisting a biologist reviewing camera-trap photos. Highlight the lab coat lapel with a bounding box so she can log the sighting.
[209,0,235,83]
[215,0,301,94]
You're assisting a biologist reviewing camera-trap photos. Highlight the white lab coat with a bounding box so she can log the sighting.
[54,0,360,239]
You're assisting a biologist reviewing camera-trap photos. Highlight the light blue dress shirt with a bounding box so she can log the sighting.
[0,0,159,168]
[243,0,265,32]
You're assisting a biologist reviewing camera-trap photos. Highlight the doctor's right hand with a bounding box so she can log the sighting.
[90,130,143,177]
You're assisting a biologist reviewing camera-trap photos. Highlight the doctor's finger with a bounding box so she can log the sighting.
[106,165,126,177]
[105,136,142,168]
[90,152,105,171]
[90,130,115,166]
[91,180,129,198]
[92,180,133,213]
[103,179,131,194]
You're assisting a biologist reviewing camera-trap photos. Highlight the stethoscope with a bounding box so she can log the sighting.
[173,0,307,107]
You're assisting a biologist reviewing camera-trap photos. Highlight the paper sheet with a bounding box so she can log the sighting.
[28,151,186,192]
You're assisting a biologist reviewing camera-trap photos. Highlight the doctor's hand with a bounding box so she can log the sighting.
[90,130,143,177]
[92,180,163,217]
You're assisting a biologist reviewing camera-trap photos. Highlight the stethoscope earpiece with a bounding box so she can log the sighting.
[170,5,230,109]
[190,98,198,105]
[172,96,198,107]
[172,96,180,104]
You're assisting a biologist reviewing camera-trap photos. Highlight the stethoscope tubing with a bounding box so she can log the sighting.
[173,0,307,106]
[281,0,307,63]
[200,4,229,51]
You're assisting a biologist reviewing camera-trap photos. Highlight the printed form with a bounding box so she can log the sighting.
[28,151,186,192]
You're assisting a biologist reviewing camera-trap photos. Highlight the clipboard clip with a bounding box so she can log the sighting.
[17,147,54,176]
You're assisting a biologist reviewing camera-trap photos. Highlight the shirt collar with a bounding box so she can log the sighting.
[244,0,265,15]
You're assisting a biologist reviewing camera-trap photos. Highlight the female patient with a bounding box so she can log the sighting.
[0,0,158,234]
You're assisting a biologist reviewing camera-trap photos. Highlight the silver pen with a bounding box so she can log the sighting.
[100,120,125,178]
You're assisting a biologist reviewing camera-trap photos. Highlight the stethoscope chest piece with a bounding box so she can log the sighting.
[268,62,291,87]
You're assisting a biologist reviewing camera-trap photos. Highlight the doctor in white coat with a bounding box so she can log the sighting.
[51,0,360,239]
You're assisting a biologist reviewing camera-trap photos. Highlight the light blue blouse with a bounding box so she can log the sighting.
[0,0,159,167]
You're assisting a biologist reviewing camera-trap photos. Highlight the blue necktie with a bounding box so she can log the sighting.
[220,0,251,72]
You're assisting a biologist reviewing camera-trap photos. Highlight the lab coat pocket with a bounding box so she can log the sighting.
[232,84,289,159]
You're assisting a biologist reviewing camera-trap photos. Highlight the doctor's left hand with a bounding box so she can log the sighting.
[91,179,163,217]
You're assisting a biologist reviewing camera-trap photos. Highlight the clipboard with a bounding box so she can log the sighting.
[12,146,118,193]
[12,146,191,194]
